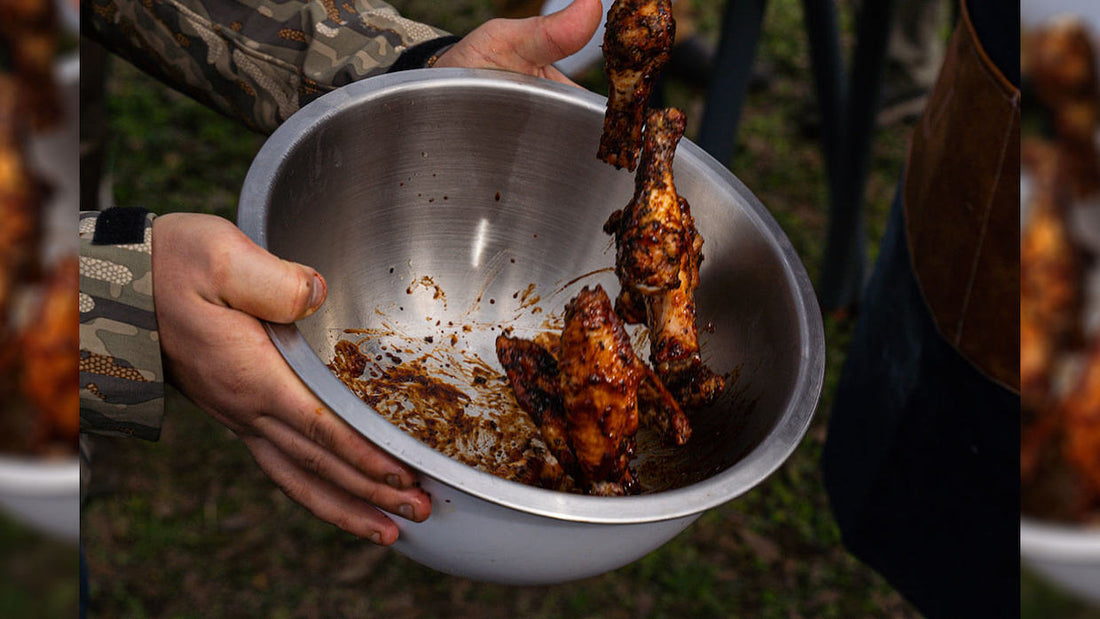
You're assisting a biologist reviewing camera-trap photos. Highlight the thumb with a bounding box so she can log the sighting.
[218,233,328,324]
[520,0,604,67]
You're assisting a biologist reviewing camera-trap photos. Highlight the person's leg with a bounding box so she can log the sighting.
[823,190,1020,617]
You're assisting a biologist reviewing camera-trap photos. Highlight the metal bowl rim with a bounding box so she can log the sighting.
[238,68,826,524]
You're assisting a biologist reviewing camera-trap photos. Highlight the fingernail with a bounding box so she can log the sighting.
[398,503,414,520]
[308,272,326,311]
[368,531,382,544]
[385,473,403,489]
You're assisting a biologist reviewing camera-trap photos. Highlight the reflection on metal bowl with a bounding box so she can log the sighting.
[237,69,825,584]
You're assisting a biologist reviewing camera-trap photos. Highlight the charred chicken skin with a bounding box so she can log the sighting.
[495,334,577,480]
[598,0,675,171]
[604,108,725,407]
[558,285,644,495]
[496,285,690,495]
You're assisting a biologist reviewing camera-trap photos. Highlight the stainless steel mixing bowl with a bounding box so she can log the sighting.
[238,68,825,584]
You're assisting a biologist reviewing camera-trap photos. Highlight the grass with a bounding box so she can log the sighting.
[0,514,78,617]
[80,0,939,616]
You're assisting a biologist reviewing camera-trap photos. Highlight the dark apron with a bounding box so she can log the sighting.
[903,0,1020,394]
[822,2,1020,617]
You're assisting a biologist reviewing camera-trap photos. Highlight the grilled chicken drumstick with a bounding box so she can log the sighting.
[598,0,675,170]
[495,334,577,481]
[605,108,725,408]
[558,285,645,495]
[0,0,60,129]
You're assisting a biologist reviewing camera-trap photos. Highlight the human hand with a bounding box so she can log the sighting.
[432,0,604,86]
[151,213,430,545]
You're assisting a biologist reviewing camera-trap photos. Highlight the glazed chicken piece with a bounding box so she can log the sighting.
[0,74,41,314]
[496,285,691,495]
[598,0,675,171]
[1062,336,1100,505]
[20,256,79,447]
[558,285,645,495]
[604,108,725,408]
[329,337,568,490]
[0,0,60,129]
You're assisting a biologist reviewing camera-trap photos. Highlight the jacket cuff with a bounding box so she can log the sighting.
[79,208,165,441]
[387,35,463,73]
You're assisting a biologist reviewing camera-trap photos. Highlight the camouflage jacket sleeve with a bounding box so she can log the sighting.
[83,0,455,133]
[79,208,165,441]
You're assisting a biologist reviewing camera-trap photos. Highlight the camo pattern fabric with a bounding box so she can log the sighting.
[83,0,450,133]
[79,210,165,441]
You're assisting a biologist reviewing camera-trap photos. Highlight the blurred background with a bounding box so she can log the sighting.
[1020,1,1100,617]
[0,0,79,616]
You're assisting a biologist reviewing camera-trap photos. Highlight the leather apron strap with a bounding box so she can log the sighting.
[903,0,1021,393]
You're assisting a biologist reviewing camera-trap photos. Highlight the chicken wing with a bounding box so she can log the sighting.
[497,285,691,495]
[495,334,576,481]
[605,108,725,407]
[598,0,675,171]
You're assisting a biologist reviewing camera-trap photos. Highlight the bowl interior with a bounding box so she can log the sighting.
[239,70,823,522]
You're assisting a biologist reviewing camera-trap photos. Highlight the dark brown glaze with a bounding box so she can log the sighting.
[558,285,644,495]
[604,108,687,294]
[645,195,725,407]
[328,336,567,490]
[597,0,675,171]
[495,334,577,480]
[605,109,725,408]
